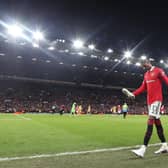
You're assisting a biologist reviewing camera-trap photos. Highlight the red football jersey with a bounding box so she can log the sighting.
[133,67,168,105]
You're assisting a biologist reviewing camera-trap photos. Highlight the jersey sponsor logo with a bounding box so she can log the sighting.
[146,80,156,83]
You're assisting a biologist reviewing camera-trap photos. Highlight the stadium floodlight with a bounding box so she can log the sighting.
[135,62,141,67]
[126,60,131,65]
[78,52,84,56]
[72,64,76,67]
[91,55,98,58]
[114,59,118,62]
[65,49,69,53]
[88,44,95,50]
[33,31,44,41]
[104,56,109,61]
[48,46,55,50]
[83,65,88,69]
[32,43,39,48]
[107,48,113,53]
[160,60,164,64]
[17,56,23,59]
[32,58,37,61]
[46,60,51,63]
[7,24,23,37]
[124,50,132,58]
[20,42,26,46]
[0,53,5,56]
[149,58,155,61]
[141,55,147,60]
[73,39,84,49]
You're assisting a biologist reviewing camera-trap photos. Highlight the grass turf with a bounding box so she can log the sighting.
[0,114,168,168]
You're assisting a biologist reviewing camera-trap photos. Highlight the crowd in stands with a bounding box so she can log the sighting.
[0,80,167,115]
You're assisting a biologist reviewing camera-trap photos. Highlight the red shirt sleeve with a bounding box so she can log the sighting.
[159,68,168,85]
[133,80,147,96]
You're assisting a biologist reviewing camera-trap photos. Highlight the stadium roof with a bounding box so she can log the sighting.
[0,1,168,87]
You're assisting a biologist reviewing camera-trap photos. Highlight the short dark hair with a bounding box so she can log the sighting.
[140,59,151,65]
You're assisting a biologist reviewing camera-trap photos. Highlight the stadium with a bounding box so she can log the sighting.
[0,1,168,168]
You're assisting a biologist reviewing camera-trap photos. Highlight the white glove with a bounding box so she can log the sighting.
[122,88,135,99]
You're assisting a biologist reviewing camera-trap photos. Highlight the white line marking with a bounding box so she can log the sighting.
[0,119,25,121]
[15,115,32,120]
[0,143,161,162]
[0,115,32,121]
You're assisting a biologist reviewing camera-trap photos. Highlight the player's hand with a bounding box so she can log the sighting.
[122,88,135,99]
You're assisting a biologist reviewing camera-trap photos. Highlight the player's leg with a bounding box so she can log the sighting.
[125,111,127,118]
[131,102,157,157]
[145,101,168,154]
[155,118,166,142]
[60,110,63,115]
[70,110,73,115]
[144,116,154,146]
[131,116,154,157]
[123,112,126,119]
[154,118,168,154]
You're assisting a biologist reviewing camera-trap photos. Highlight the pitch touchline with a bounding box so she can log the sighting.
[15,115,32,120]
[0,143,161,162]
[0,117,32,121]
[0,119,25,120]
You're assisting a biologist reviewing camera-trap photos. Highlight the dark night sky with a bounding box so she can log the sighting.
[0,1,168,58]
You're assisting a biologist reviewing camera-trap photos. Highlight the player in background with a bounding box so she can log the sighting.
[123,59,168,157]
[70,102,76,115]
[112,105,117,114]
[78,104,82,115]
[122,102,128,119]
[117,105,121,114]
[87,104,91,114]
[59,104,65,115]
[75,104,79,115]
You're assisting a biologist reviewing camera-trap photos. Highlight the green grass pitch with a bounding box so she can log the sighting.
[0,114,168,168]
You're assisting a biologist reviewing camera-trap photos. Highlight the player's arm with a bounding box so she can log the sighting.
[133,80,147,96]
[122,78,146,98]
[122,88,135,98]
[159,68,168,85]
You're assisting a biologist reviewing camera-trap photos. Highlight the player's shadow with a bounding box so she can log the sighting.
[128,156,144,160]
[127,154,167,161]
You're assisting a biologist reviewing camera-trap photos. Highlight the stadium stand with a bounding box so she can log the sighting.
[0,79,154,115]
